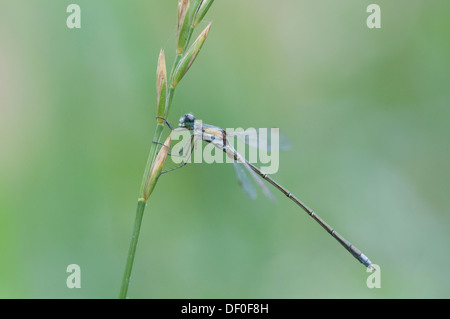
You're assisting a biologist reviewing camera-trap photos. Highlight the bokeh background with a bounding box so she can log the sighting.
[1,0,449,298]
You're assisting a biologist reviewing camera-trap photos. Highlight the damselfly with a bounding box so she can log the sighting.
[158,113,373,269]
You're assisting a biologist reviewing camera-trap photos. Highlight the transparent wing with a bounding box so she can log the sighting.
[227,128,291,151]
[233,161,257,200]
[242,161,276,202]
[233,160,276,202]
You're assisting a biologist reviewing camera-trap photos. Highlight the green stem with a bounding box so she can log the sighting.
[119,53,182,299]
[119,199,146,299]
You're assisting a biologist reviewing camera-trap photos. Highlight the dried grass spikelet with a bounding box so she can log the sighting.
[143,134,172,201]
[156,49,167,124]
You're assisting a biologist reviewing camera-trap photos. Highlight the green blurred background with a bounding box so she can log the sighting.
[1,0,449,298]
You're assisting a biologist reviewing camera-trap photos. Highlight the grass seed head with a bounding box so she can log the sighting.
[177,0,192,55]
[172,22,212,88]
[193,0,214,28]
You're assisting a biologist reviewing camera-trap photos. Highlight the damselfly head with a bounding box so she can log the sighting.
[179,113,195,129]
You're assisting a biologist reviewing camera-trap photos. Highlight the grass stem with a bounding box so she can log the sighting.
[119,199,146,299]
[119,2,214,298]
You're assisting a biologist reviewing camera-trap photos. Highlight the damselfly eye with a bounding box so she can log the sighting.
[185,113,195,123]
[179,113,195,129]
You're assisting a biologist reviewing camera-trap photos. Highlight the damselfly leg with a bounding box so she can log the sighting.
[159,134,198,175]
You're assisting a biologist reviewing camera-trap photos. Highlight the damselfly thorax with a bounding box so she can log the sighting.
[186,117,249,164]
